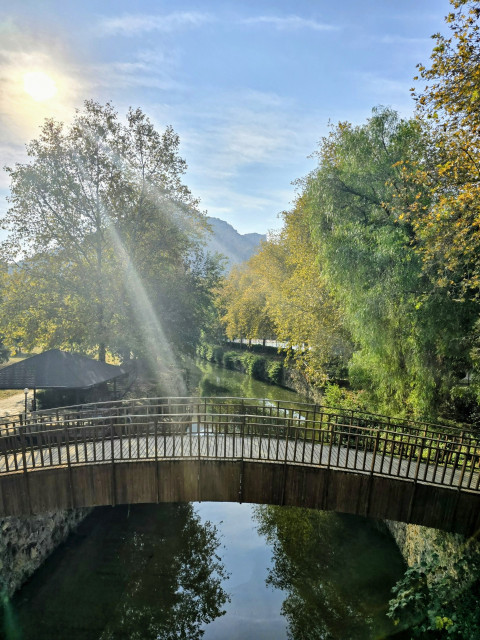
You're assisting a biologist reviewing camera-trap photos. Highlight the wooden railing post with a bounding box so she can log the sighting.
[110,417,116,506]
[327,423,334,468]
[154,418,160,503]
[19,424,32,513]
[370,431,380,474]
[413,436,426,482]
[64,423,75,509]
[19,424,28,473]
[238,408,246,503]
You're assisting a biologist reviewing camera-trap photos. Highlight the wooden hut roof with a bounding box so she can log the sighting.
[0,349,126,389]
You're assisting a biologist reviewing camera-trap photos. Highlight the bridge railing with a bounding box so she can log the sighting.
[0,400,479,492]
[13,395,476,439]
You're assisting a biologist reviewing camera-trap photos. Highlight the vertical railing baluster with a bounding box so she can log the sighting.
[241,409,246,461]
[136,418,140,459]
[466,446,477,489]
[20,424,28,473]
[457,452,468,489]
[327,423,334,469]
[310,418,316,464]
[449,444,461,486]
[370,431,380,474]
[343,427,351,469]
[413,436,425,483]
[396,438,405,477]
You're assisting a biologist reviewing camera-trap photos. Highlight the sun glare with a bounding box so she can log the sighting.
[23,71,58,102]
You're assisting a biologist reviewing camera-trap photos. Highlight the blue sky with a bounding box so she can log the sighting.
[0,0,453,234]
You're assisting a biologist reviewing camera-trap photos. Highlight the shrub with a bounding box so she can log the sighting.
[212,346,224,365]
[204,345,215,362]
[267,361,283,385]
[244,354,266,380]
[222,351,237,370]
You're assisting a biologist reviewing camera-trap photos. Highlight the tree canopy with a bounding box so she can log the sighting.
[1,101,220,384]
[216,201,349,386]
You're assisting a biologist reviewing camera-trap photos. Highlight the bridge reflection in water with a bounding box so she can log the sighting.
[0,397,479,535]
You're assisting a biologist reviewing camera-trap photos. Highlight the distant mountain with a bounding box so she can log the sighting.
[205,217,266,271]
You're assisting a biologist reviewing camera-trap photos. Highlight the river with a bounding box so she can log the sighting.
[1,360,408,640]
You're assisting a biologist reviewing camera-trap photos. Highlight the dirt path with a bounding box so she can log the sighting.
[0,392,28,420]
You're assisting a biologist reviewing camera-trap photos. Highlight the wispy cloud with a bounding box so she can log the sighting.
[241,15,338,32]
[380,35,431,45]
[91,51,183,93]
[174,90,322,232]
[181,90,311,179]
[360,72,410,97]
[98,12,213,36]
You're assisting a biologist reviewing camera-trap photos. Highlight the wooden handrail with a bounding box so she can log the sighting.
[0,397,478,496]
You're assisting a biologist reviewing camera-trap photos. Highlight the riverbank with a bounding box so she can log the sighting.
[196,342,328,403]
[0,391,91,596]
[195,351,477,575]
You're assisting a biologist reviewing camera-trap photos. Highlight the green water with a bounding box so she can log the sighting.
[186,357,308,404]
[1,360,408,640]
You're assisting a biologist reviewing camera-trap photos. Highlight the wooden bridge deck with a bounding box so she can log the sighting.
[2,433,479,492]
[0,397,479,534]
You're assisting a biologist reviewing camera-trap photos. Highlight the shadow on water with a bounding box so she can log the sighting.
[1,505,229,640]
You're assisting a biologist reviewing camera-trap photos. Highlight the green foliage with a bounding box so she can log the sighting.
[266,360,283,385]
[321,383,365,412]
[216,200,351,387]
[0,339,9,365]
[243,354,266,380]
[388,537,480,638]
[222,351,237,370]
[304,106,477,417]
[216,261,276,342]
[211,346,224,365]
[198,342,286,385]
[1,101,222,374]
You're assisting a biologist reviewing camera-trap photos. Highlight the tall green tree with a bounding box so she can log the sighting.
[216,256,276,343]
[304,107,476,415]
[2,101,219,371]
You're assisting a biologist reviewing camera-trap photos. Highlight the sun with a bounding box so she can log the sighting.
[23,71,58,102]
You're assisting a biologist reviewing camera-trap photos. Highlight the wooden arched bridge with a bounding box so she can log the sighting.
[0,397,479,535]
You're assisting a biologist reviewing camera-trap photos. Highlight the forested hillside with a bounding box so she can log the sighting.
[206,217,265,272]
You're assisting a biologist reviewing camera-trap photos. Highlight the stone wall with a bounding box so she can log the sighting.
[0,508,90,597]
[280,367,325,402]
[385,520,465,568]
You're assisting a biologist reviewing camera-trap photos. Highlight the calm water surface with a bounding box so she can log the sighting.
[1,360,407,639]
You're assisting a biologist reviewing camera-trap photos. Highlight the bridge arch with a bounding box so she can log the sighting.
[0,397,479,535]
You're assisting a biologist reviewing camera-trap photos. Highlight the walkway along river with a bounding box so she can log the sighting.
[0,360,449,639]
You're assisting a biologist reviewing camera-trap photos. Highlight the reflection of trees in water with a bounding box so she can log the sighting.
[99,504,230,640]
[192,358,303,402]
[253,506,404,640]
[7,504,229,640]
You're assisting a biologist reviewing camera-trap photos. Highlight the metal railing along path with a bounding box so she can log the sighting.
[0,397,479,493]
